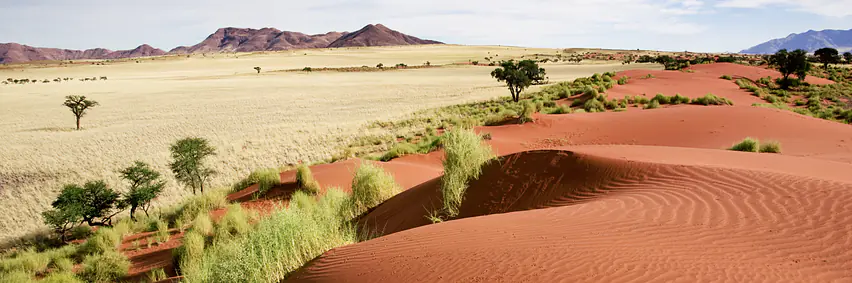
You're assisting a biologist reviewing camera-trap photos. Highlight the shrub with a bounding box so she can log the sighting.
[40,272,84,283]
[214,204,252,241]
[645,100,661,109]
[440,128,495,218]
[167,189,228,227]
[51,257,75,273]
[720,75,733,80]
[759,141,782,153]
[191,212,213,236]
[584,99,605,113]
[634,96,650,104]
[691,94,733,106]
[617,76,629,85]
[79,251,129,283]
[177,229,205,276]
[295,164,321,194]
[0,271,32,282]
[729,137,760,152]
[233,168,280,195]
[350,163,400,217]
[652,94,671,104]
[0,249,50,275]
[520,101,536,123]
[582,86,598,97]
[672,94,690,104]
[78,227,121,256]
[484,110,518,126]
[380,142,418,161]
[155,219,170,243]
[184,188,355,282]
[794,99,806,106]
[547,105,572,114]
[290,190,317,211]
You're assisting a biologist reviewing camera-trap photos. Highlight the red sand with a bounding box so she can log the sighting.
[125,63,852,282]
[290,146,852,282]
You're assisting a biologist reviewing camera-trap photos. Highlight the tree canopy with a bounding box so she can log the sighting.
[490,60,546,102]
[843,52,852,63]
[769,49,811,88]
[814,47,840,69]
[63,95,98,130]
[42,180,126,239]
[120,161,165,220]
[169,137,216,194]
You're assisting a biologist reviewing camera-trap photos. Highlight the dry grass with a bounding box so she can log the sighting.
[0,45,660,242]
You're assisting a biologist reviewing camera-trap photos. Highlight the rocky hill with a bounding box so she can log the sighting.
[741,28,852,54]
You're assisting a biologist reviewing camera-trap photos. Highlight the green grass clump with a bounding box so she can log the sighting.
[40,272,84,283]
[759,140,782,153]
[191,212,213,237]
[729,137,760,152]
[644,100,661,109]
[520,101,536,123]
[78,227,121,256]
[176,229,205,278]
[583,98,605,113]
[296,164,320,194]
[184,188,355,282]
[155,219,170,244]
[547,105,572,114]
[214,204,252,241]
[484,110,518,126]
[617,76,629,85]
[350,163,401,217]
[691,94,733,106]
[582,86,598,97]
[634,96,650,104]
[0,249,50,275]
[440,128,495,218]
[79,251,129,283]
[0,270,32,282]
[379,142,418,161]
[232,168,281,195]
[289,190,317,211]
[147,268,169,283]
[652,94,671,104]
[166,190,228,226]
[720,75,733,80]
[671,94,690,104]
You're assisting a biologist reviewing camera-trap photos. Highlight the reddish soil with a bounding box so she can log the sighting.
[126,63,852,282]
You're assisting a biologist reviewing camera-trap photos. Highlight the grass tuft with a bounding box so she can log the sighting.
[440,128,495,218]
[759,140,782,153]
[79,251,129,283]
[233,168,281,195]
[295,164,321,194]
[729,137,760,152]
[350,163,400,217]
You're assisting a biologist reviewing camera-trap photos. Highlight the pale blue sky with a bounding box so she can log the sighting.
[1,0,849,53]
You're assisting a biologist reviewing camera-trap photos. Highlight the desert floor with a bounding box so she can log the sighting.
[0,45,659,242]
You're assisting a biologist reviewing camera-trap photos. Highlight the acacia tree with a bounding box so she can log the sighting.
[63,95,99,130]
[120,161,165,220]
[169,137,216,194]
[253,66,261,74]
[491,60,546,102]
[844,52,852,63]
[42,180,125,237]
[814,47,840,69]
[769,49,811,88]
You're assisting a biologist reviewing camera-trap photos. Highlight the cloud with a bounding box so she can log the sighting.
[716,0,852,17]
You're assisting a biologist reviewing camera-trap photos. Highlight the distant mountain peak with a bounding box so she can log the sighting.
[741,28,852,54]
[0,24,442,64]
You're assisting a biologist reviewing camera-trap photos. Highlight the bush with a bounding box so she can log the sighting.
[584,99,605,113]
[634,96,650,104]
[720,75,733,80]
[290,190,317,211]
[484,110,518,126]
[520,101,536,123]
[617,76,629,85]
[167,190,228,226]
[350,163,400,217]
[214,204,252,241]
[691,94,733,106]
[0,271,31,282]
[40,272,84,283]
[233,168,280,195]
[177,229,205,275]
[440,128,495,218]
[582,86,598,97]
[184,188,355,282]
[759,141,782,153]
[79,251,129,283]
[0,249,50,275]
[729,137,760,152]
[672,94,690,104]
[645,100,661,109]
[295,164,321,194]
[191,212,213,236]
[547,105,572,114]
[51,257,75,273]
[652,94,671,104]
[78,227,121,256]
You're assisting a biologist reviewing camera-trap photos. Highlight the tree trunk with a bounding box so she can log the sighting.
[75,116,81,130]
[129,206,137,221]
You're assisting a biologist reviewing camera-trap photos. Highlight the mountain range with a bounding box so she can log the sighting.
[0,24,441,64]
[741,28,852,54]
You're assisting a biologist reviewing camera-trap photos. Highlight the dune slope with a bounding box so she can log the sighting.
[290,146,852,282]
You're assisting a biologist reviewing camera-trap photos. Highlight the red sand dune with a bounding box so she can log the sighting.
[290,146,852,282]
[127,63,852,281]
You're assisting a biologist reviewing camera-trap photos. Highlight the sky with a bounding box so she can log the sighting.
[1,0,850,53]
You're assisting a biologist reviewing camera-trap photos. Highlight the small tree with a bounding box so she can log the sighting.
[490,60,546,102]
[44,180,126,235]
[843,52,852,64]
[814,47,840,69]
[769,49,811,88]
[169,137,216,194]
[120,161,165,220]
[253,66,261,74]
[63,95,99,130]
